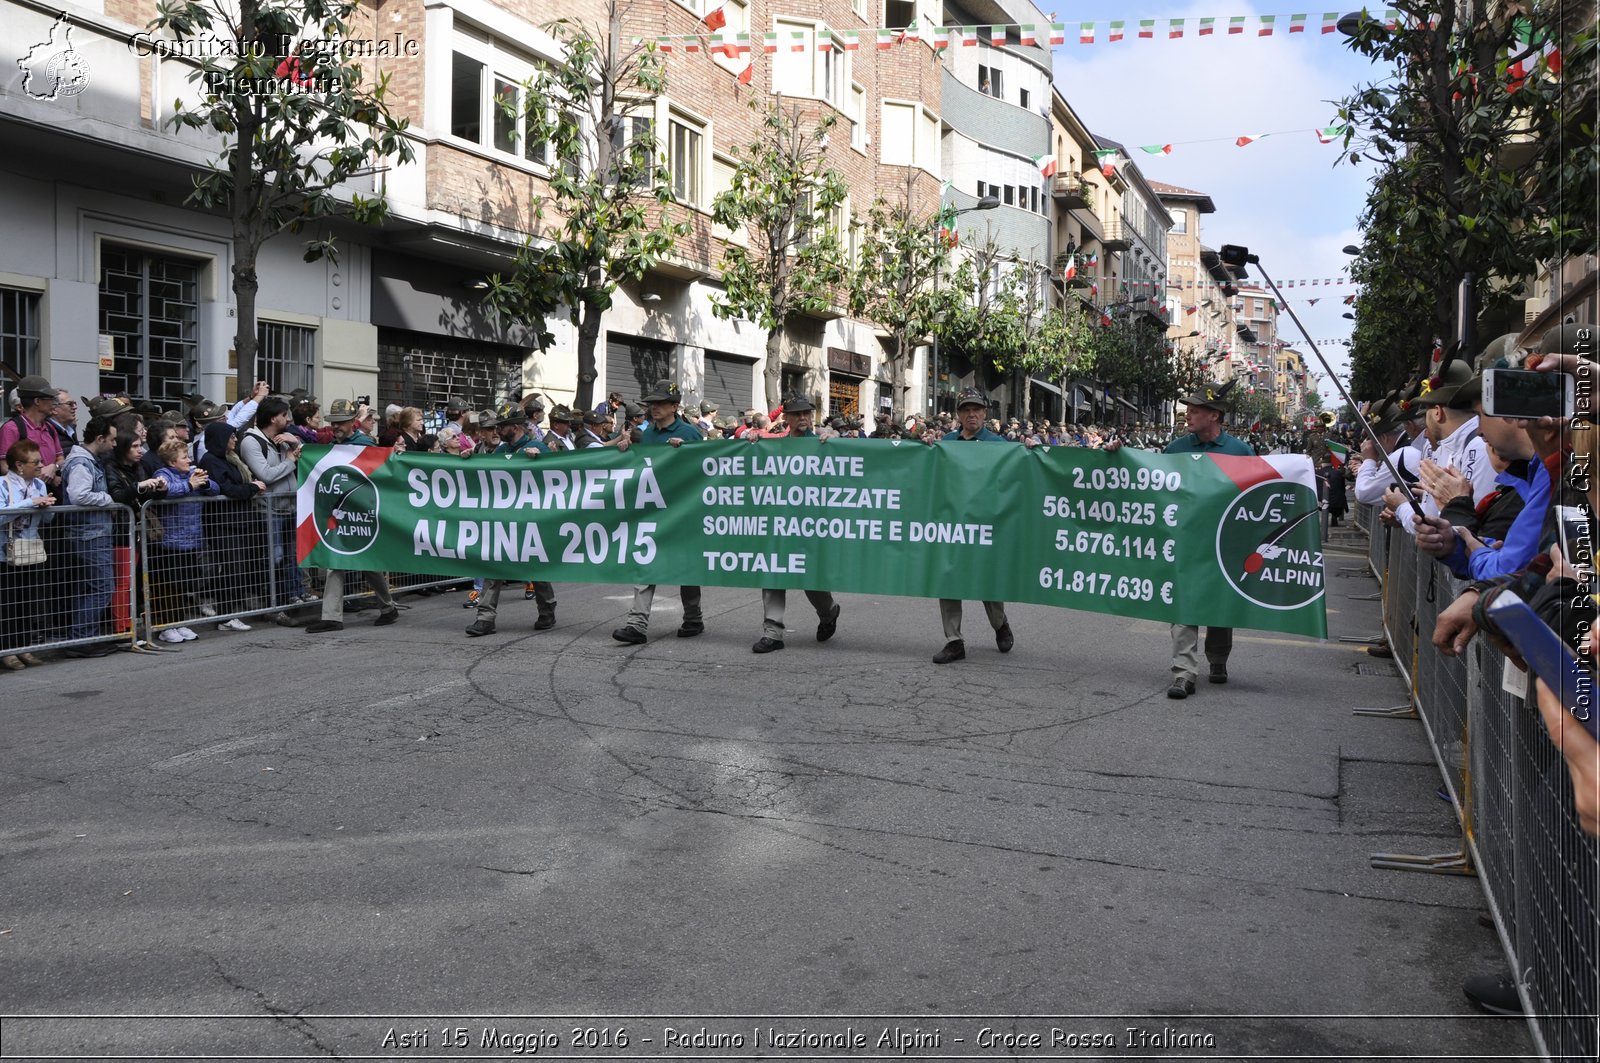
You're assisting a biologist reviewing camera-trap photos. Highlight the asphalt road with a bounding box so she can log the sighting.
[1,535,1535,1061]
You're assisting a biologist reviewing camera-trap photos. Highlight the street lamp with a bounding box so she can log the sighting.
[929,194,999,417]
[1341,245,1361,255]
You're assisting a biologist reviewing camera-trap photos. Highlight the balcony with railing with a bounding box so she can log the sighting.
[1050,174,1092,210]
[1102,220,1132,251]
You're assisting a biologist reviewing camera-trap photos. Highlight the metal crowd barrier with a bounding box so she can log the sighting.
[0,495,464,657]
[1353,502,1599,1061]
[0,503,139,658]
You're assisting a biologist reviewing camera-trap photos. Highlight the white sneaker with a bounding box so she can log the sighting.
[158,629,185,644]
[218,618,251,632]
[176,627,199,641]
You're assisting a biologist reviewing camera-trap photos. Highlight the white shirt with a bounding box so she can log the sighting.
[1355,439,1428,506]
[1392,416,1491,534]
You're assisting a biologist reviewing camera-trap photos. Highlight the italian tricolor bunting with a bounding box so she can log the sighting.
[1326,441,1349,469]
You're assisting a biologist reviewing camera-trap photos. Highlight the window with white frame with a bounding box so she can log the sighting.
[773,19,850,110]
[610,110,655,186]
[820,32,849,109]
[449,34,555,169]
[1170,207,1187,234]
[879,101,938,172]
[710,0,750,76]
[667,108,707,207]
[773,19,812,96]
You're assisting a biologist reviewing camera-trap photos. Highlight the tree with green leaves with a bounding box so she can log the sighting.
[939,239,1028,393]
[152,0,413,399]
[712,103,849,409]
[483,2,687,411]
[1337,1,1596,390]
[1231,388,1282,430]
[848,176,953,415]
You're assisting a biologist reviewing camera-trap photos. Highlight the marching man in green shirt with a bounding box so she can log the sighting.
[751,394,841,653]
[1162,379,1253,698]
[612,381,705,644]
[931,387,1024,664]
[464,403,558,637]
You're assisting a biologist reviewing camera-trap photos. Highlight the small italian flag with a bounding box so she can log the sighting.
[990,25,1006,45]
[1198,18,1216,36]
[1094,149,1117,176]
[843,30,860,51]
[1258,15,1275,36]
[1079,22,1095,44]
[1139,20,1155,38]
[1048,23,1066,46]
[1228,16,1246,34]
[1235,133,1262,147]
[1169,19,1185,38]
[1289,14,1308,33]
[1063,255,1077,282]
[961,25,979,47]
[1108,21,1124,42]
[1326,441,1349,469]
[1316,125,1347,144]
[1321,11,1339,34]
[763,32,778,53]
[1141,144,1172,155]
[1035,154,1058,178]
[1019,24,1037,46]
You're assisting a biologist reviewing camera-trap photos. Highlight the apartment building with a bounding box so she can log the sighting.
[1045,88,1124,423]
[931,0,1054,420]
[1151,180,1224,380]
[0,0,948,419]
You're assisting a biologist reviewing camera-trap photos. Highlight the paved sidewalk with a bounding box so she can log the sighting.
[0,534,1533,1059]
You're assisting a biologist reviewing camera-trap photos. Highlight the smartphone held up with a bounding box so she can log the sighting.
[1482,368,1574,420]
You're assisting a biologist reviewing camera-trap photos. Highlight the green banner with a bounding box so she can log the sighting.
[296,440,1328,638]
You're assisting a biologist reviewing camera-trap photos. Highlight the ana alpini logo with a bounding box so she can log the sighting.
[312,465,380,556]
[1215,481,1325,610]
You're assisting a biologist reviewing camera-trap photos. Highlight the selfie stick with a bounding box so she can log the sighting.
[1230,249,1425,512]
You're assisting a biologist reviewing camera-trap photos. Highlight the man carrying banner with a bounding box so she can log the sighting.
[612,381,705,644]
[306,399,400,633]
[1161,380,1252,698]
[751,394,841,654]
[931,387,1019,664]
[464,403,559,637]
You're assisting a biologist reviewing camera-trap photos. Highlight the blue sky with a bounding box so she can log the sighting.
[1046,1,1390,397]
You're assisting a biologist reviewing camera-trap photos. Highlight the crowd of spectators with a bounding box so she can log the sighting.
[1348,325,1599,1014]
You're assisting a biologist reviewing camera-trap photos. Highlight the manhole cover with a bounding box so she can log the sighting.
[1356,661,1400,677]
